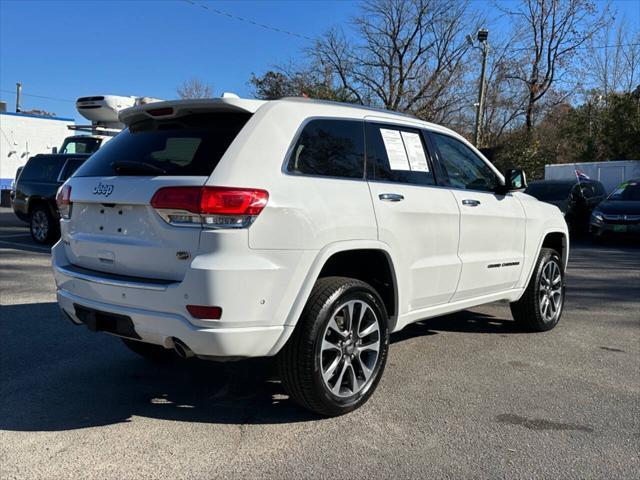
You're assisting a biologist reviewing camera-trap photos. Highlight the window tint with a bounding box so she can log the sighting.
[569,183,583,200]
[365,123,435,186]
[59,158,86,181]
[287,119,365,179]
[73,113,251,177]
[579,183,596,198]
[525,182,574,201]
[431,133,499,192]
[20,156,64,182]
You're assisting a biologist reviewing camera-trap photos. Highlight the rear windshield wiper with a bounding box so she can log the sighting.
[111,161,167,175]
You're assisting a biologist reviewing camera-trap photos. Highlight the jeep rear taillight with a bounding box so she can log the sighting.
[56,184,72,219]
[150,186,269,229]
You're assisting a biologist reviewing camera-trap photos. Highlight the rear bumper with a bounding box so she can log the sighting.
[57,289,291,358]
[51,241,304,358]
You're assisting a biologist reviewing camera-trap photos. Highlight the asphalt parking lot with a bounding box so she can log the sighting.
[0,206,638,479]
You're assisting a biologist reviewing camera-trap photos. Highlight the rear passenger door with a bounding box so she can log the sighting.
[365,122,461,313]
[427,131,525,301]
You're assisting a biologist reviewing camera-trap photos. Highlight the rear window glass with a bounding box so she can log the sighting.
[287,119,365,179]
[73,113,251,177]
[20,156,64,182]
[525,183,574,201]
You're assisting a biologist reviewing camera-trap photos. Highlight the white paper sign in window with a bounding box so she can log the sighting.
[380,129,410,171]
[400,131,429,172]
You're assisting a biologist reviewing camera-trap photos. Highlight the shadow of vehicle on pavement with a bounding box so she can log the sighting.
[0,301,524,432]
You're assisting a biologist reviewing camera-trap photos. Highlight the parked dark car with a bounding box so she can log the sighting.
[8,166,24,204]
[12,153,90,244]
[590,178,640,240]
[525,179,607,232]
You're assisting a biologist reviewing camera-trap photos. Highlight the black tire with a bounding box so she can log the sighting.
[510,248,565,332]
[121,338,176,362]
[277,276,389,416]
[30,205,58,244]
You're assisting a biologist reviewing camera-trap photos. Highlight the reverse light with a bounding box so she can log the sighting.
[56,184,72,219]
[151,186,269,229]
[186,305,222,320]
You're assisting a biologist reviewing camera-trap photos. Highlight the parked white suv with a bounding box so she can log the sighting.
[52,97,568,415]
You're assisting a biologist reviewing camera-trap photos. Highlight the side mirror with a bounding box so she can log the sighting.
[52,146,58,154]
[494,168,527,195]
[505,168,527,190]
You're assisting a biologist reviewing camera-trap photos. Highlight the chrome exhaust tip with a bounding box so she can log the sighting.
[172,338,194,359]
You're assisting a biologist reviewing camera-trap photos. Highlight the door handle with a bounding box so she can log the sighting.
[462,199,481,207]
[379,193,404,202]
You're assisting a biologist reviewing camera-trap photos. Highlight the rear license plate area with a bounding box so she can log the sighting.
[73,304,140,339]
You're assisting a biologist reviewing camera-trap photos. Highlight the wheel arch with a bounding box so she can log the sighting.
[517,228,569,298]
[27,196,56,217]
[541,231,568,270]
[282,241,401,333]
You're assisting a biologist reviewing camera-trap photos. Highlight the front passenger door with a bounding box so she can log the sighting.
[427,132,526,301]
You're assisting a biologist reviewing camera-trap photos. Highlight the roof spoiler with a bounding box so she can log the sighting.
[119,98,266,125]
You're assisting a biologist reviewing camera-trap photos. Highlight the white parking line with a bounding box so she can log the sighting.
[0,239,51,253]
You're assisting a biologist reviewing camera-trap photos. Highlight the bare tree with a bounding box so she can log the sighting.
[501,0,607,130]
[176,78,213,99]
[309,0,479,123]
[480,35,529,144]
[587,18,640,97]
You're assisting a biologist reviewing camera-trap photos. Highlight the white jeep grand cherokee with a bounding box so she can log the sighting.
[52,97,568,416]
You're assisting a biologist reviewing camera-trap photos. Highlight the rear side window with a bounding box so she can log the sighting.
[73,113,251,177]
[19,156,64,182]
[287,119,365,179]
[59,158,86,181]
[365,123,435,186]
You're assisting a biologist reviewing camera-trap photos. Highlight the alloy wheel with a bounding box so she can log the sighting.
[31,211,49,242]
[539,259,563,323]
[319,299,381,398]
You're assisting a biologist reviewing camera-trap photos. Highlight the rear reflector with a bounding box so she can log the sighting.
[151,186,268,229]
[186,305,222,320]
[56,184,72,219]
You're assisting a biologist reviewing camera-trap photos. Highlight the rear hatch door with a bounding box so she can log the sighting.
[65,176,206,281]
[62,110,252,281]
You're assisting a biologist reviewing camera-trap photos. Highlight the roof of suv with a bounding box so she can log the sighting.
[119,96,445,133]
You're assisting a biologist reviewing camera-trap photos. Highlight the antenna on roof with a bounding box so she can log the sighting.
[221,92,240,99]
